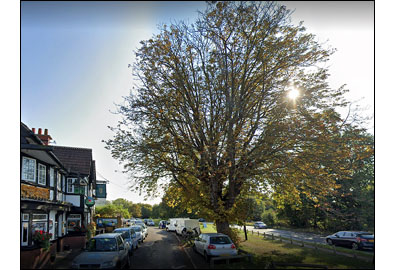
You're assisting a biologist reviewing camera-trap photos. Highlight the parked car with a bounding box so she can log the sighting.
[253,221,268,229]
[325,231,374,250]
[131,225,145,243]
[71,233,130,269]
[113,227,139,255]
[193,233,238,262]
[137,223,148,238]
[158,220,166,229]
[147,219,155,226]
[198,218,206,222]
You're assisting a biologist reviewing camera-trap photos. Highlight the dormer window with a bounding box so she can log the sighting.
[22,157,36,182]
[67,178,76,193]
[38,164,46,185]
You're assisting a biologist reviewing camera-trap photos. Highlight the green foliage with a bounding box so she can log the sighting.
[261,209,277,227]
[95,203,130,218]
[129,204,142,218]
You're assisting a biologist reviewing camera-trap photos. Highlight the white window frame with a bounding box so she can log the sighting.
[38,163,46,185]
[67,178,76,193]
[57,172,62,191]
[21,157,36,182]
[49,167,54,187]
[21,222,29,246]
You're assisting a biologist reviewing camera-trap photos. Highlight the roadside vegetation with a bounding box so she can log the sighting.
[199,224,374,269]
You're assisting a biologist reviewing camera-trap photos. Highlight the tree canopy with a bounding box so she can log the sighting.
[105,1,372,235]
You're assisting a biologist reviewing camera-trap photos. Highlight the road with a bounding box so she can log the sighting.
[130,227,197,269]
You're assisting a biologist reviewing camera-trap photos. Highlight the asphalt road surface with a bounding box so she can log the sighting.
[130,227,196,269]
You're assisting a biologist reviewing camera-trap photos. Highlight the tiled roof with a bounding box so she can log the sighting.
[52,146,93,175]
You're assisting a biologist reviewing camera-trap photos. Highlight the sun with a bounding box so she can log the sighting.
[288,88,300,100]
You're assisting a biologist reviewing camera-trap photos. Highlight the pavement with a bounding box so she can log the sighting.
[45,248,83,269]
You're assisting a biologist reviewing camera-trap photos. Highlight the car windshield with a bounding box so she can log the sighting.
[133,227,142,232]
[88,238,117,252]
[114,231,129,239]
[210,236,232,244]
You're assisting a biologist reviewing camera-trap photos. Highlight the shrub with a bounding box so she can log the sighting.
[261,209,277,227]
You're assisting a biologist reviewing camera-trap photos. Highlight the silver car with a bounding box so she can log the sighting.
[113,227,139,255]
[193,233,238,261]
[71,233,130,269]
[131,225,145,243]
[135,222,148,238]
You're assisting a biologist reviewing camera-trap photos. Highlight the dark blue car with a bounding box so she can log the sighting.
[326,231,374,250]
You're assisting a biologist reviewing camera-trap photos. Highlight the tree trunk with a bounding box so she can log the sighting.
[215,220,231,234]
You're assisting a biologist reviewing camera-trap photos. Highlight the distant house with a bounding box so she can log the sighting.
[52,146,97,234]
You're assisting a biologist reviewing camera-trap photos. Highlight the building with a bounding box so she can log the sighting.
[20,122,100,268]
[21,123,72,268]
[52,145,97,233]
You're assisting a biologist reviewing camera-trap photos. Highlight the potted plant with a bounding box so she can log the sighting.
[33,230,52,251]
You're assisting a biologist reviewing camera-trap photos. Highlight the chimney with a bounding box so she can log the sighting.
[32,128,36,134]
[36,128,53,146]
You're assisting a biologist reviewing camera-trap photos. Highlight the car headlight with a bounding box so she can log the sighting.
[102,261,115,268]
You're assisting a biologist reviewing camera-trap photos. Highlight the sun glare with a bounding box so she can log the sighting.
[288,88,300,100]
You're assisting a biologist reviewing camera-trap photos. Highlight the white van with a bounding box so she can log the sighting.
[176,219,200,236]
[166,218,187,232]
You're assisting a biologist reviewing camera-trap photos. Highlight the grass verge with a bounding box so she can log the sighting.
[199,224,374,269]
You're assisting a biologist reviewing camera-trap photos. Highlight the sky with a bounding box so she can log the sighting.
[18,1,375,207]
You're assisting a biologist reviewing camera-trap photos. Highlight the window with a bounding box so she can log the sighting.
[67,178,76,193]
[49,168,54,187]
[57,172,61,190]
[31,214,48,235]
[116,235,123,247]
[21,213,30,246]
[22,157,36,182]
[21,222,29,246]
[67,214,81,232]
[38,164,46,185]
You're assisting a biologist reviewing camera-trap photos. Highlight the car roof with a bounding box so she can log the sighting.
[113,228,130,231]
[93,233,121,238]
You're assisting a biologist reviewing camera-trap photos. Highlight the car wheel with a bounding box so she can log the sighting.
[204,251,210,262]
[327,239,333,246]
[125,256,130,269]
[352,243,359,250]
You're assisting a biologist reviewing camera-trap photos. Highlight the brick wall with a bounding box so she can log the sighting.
[63,235,86,250]
[20,243,55,269]
[20,235,85,269]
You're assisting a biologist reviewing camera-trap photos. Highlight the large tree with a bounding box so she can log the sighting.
[105,1,364,235]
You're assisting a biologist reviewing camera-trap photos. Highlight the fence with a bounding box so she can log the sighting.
[210,254,252,269]
[238,227,374,264]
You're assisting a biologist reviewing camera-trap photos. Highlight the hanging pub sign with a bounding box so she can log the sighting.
[85,197,95,207]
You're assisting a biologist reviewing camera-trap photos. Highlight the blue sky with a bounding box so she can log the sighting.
[20,1,373,205]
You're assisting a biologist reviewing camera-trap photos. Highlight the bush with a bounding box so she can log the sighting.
[261,209,277,227]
